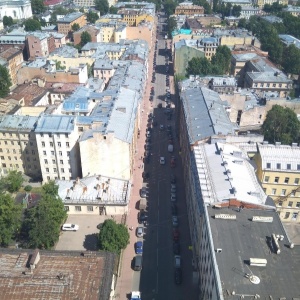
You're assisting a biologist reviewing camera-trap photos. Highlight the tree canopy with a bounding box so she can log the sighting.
[24,19,41,31]
[31,0,46,14]
[167,17,177,37]
[71,23,80,32]
[164,0,177,16]
[109,6,118,14]
[3,16,13,27]
[80,31,92,47]
[21,181,67,249]
[95,0,109,15]
[193,0,212,14]
[261,105,300,145]
[0,193,22,246]
[0,65,12,98]
[98,219,129,254]
[0,170,24,193]
[86,11,99,24]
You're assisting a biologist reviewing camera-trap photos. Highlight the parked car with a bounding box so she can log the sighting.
[173,228,179,241]
[170,156,176,168]
[136,226,144,238]
[135,241,143,254]
[174,255,181,268]
[138,211,147,224]
[140,187,147,198]
[171,193,176,202]
[174,268,182,285]
[62,224,79,231]
[160,157,166,165]
[171,186,176,193]
[172,216,178,227]
[171,174,176,183]
[171,204,177,216]
[160,124,164,130]
[173,241,180,255]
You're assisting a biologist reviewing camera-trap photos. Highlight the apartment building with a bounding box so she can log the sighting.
[283,5,300,17]
[57,12,87,36]
[174,1,204,15]
[0,115,41,179]
[0,47,23,87]
[26,32,55,60]
[117,9,154,26]
[73,0,95,7]
[0,0,32,20]
[35,115,81,182]
[254,143,300,223]
[255,0,288,8]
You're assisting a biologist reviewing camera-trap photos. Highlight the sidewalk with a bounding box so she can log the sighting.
[115,23,157,299]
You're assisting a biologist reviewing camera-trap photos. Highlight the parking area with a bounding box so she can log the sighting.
[55,215,123,251]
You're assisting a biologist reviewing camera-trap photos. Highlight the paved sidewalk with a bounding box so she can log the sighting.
[115,23,157,299]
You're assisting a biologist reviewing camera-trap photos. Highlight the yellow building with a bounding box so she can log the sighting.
[254,143,300,223]
[175,3,204,15]
[57,12,87,36]
[255,0,288,8]
[118,9,154,26]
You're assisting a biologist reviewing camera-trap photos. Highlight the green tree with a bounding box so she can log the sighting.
[262,105,300,145]
[167,16,177,37]
[0,193,22,246]
[164,0,177,16]
[232,5,241,17]
[86,11,99,24]
[80,31,92,47]
[3,170,24,193]
[0,65,12,98]
[24,19,41,31]
[186,57,212,76]
[282,44,300,74]
[211,45,231,74]
[238,18,247,28]
[71,23,80,31]
[109,6,118,14]
[31,0,46,14]
[3,16,13,27]
[22,181,67,249]
[98,219,129,254]
[95,0,109,15]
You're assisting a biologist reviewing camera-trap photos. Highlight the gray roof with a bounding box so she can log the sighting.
[57,12,84,23]
[49,46,78,58]
[262,15,283,23]
[180,86,238,143]
[247,71,292,83]
[206,205,300,299]
[35,115,75,133]
[232,52,259,61]
[279,34,300,50]
[0,115,38,131]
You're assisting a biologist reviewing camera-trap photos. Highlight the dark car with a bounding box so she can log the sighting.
[174,269,182,285]
[171,204,177,216]
[138,211,147,224]
[140,187,147,198]
[142,172,150,179]
[171,156,176,168]
[149,95,154,101]
[173,241,180,255]
[173,228,179,241]
[171,174,176,183]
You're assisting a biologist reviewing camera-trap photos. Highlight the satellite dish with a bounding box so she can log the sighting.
[249,275,260,285]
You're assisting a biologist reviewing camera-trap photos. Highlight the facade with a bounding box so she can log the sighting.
[283,5,300,16]
[255,0,288,8]
[26,32,55,60]
[0,30,27,59]
[254,143,300,223]
[57,175,131,215]
[0,248,117,300]
[174,2,204,15]
[57,12,87,35]
[0,0,32,20]
[35,115,81,182]
[0,47,23,87]
[0,115,41,179]
[73,0,95,7]
[222,0,253,6]
[117,9,154,26]
[240,6,262,19]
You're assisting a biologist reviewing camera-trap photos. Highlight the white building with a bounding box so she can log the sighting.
[56,175,131,215]
[35,115,81,182]
[0,0,32,20]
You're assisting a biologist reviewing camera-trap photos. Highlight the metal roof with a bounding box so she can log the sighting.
[57,12,84,23]
[180,87,238,144]
[35,115,75,133]
[0,115,38,131]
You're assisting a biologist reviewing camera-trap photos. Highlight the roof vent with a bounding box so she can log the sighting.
[215,214,236,220]
[252,216,273,223]
[249,258,267,267]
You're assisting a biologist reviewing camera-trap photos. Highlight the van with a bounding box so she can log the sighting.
[168,144,174,152]
[134,255,143,271]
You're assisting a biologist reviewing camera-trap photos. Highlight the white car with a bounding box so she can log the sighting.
[62,224,79,231]
[172,216,178,227]
[160,157,165,165]
[174,255,181,268]
[171,193,176,202]
[136,226,144,238]
[160,124,164,130]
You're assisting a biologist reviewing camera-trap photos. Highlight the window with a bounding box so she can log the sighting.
[264,176,270,183]
[295,178,299,185]
[288,201,293,207]
[43,151,46,155]
[287,164,291,170]
[60,160,63,164]
[67,151,70,156]
[291,190,295,197]
[47,176,50,180]
[278,201,283,207]
[50,142,53,147]
[266,163,271,168]
[59,151,62,156]
[62,177,65,180]
[52,159,55,164]
[44,159,48,164]
[274,177,279,183]
[2,163,6,167]
[61,168,64,173]
[65,134,69,138]
[51,151,54,155]
[53,168,57,172]
[58,142,61,147]
[64,206,69,211]
[75,206,81,211]
[296,202,300,208]
[42,142,45,147]
[66,142,69,147]
[40,133,44,137]
[271,188,276,195]
[46,168,49,172]
[277,163,281,169]
[284,177,289,184]
[281,189,286,196]
[284,212,290,219]
[11,141,14,145]
[87,206,93,212]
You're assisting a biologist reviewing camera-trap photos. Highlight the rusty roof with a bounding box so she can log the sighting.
[0,47,22,60]
[0,249,116,300]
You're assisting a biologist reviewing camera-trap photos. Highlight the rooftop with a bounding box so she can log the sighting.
[0,47,22,60]
[279,34,300,50]
[258,143,300,172]
[57,12,84,23]
[0,115,38,131]
[56,175,131,205]
[194,143,267,205]
[0,248,116,300]
[180,86,238,143]
[206,205,300,299]
[262,15,283,24]
[35,115,75,133]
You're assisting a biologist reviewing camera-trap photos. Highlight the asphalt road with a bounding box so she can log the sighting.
[138,13,198,300]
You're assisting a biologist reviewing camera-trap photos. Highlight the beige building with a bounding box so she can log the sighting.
[0,115,41,179]
[175,2,204,15]
[254,143,300,223]
[0,47,23,88]
[255,0,288,8]
[57,12,87,36]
